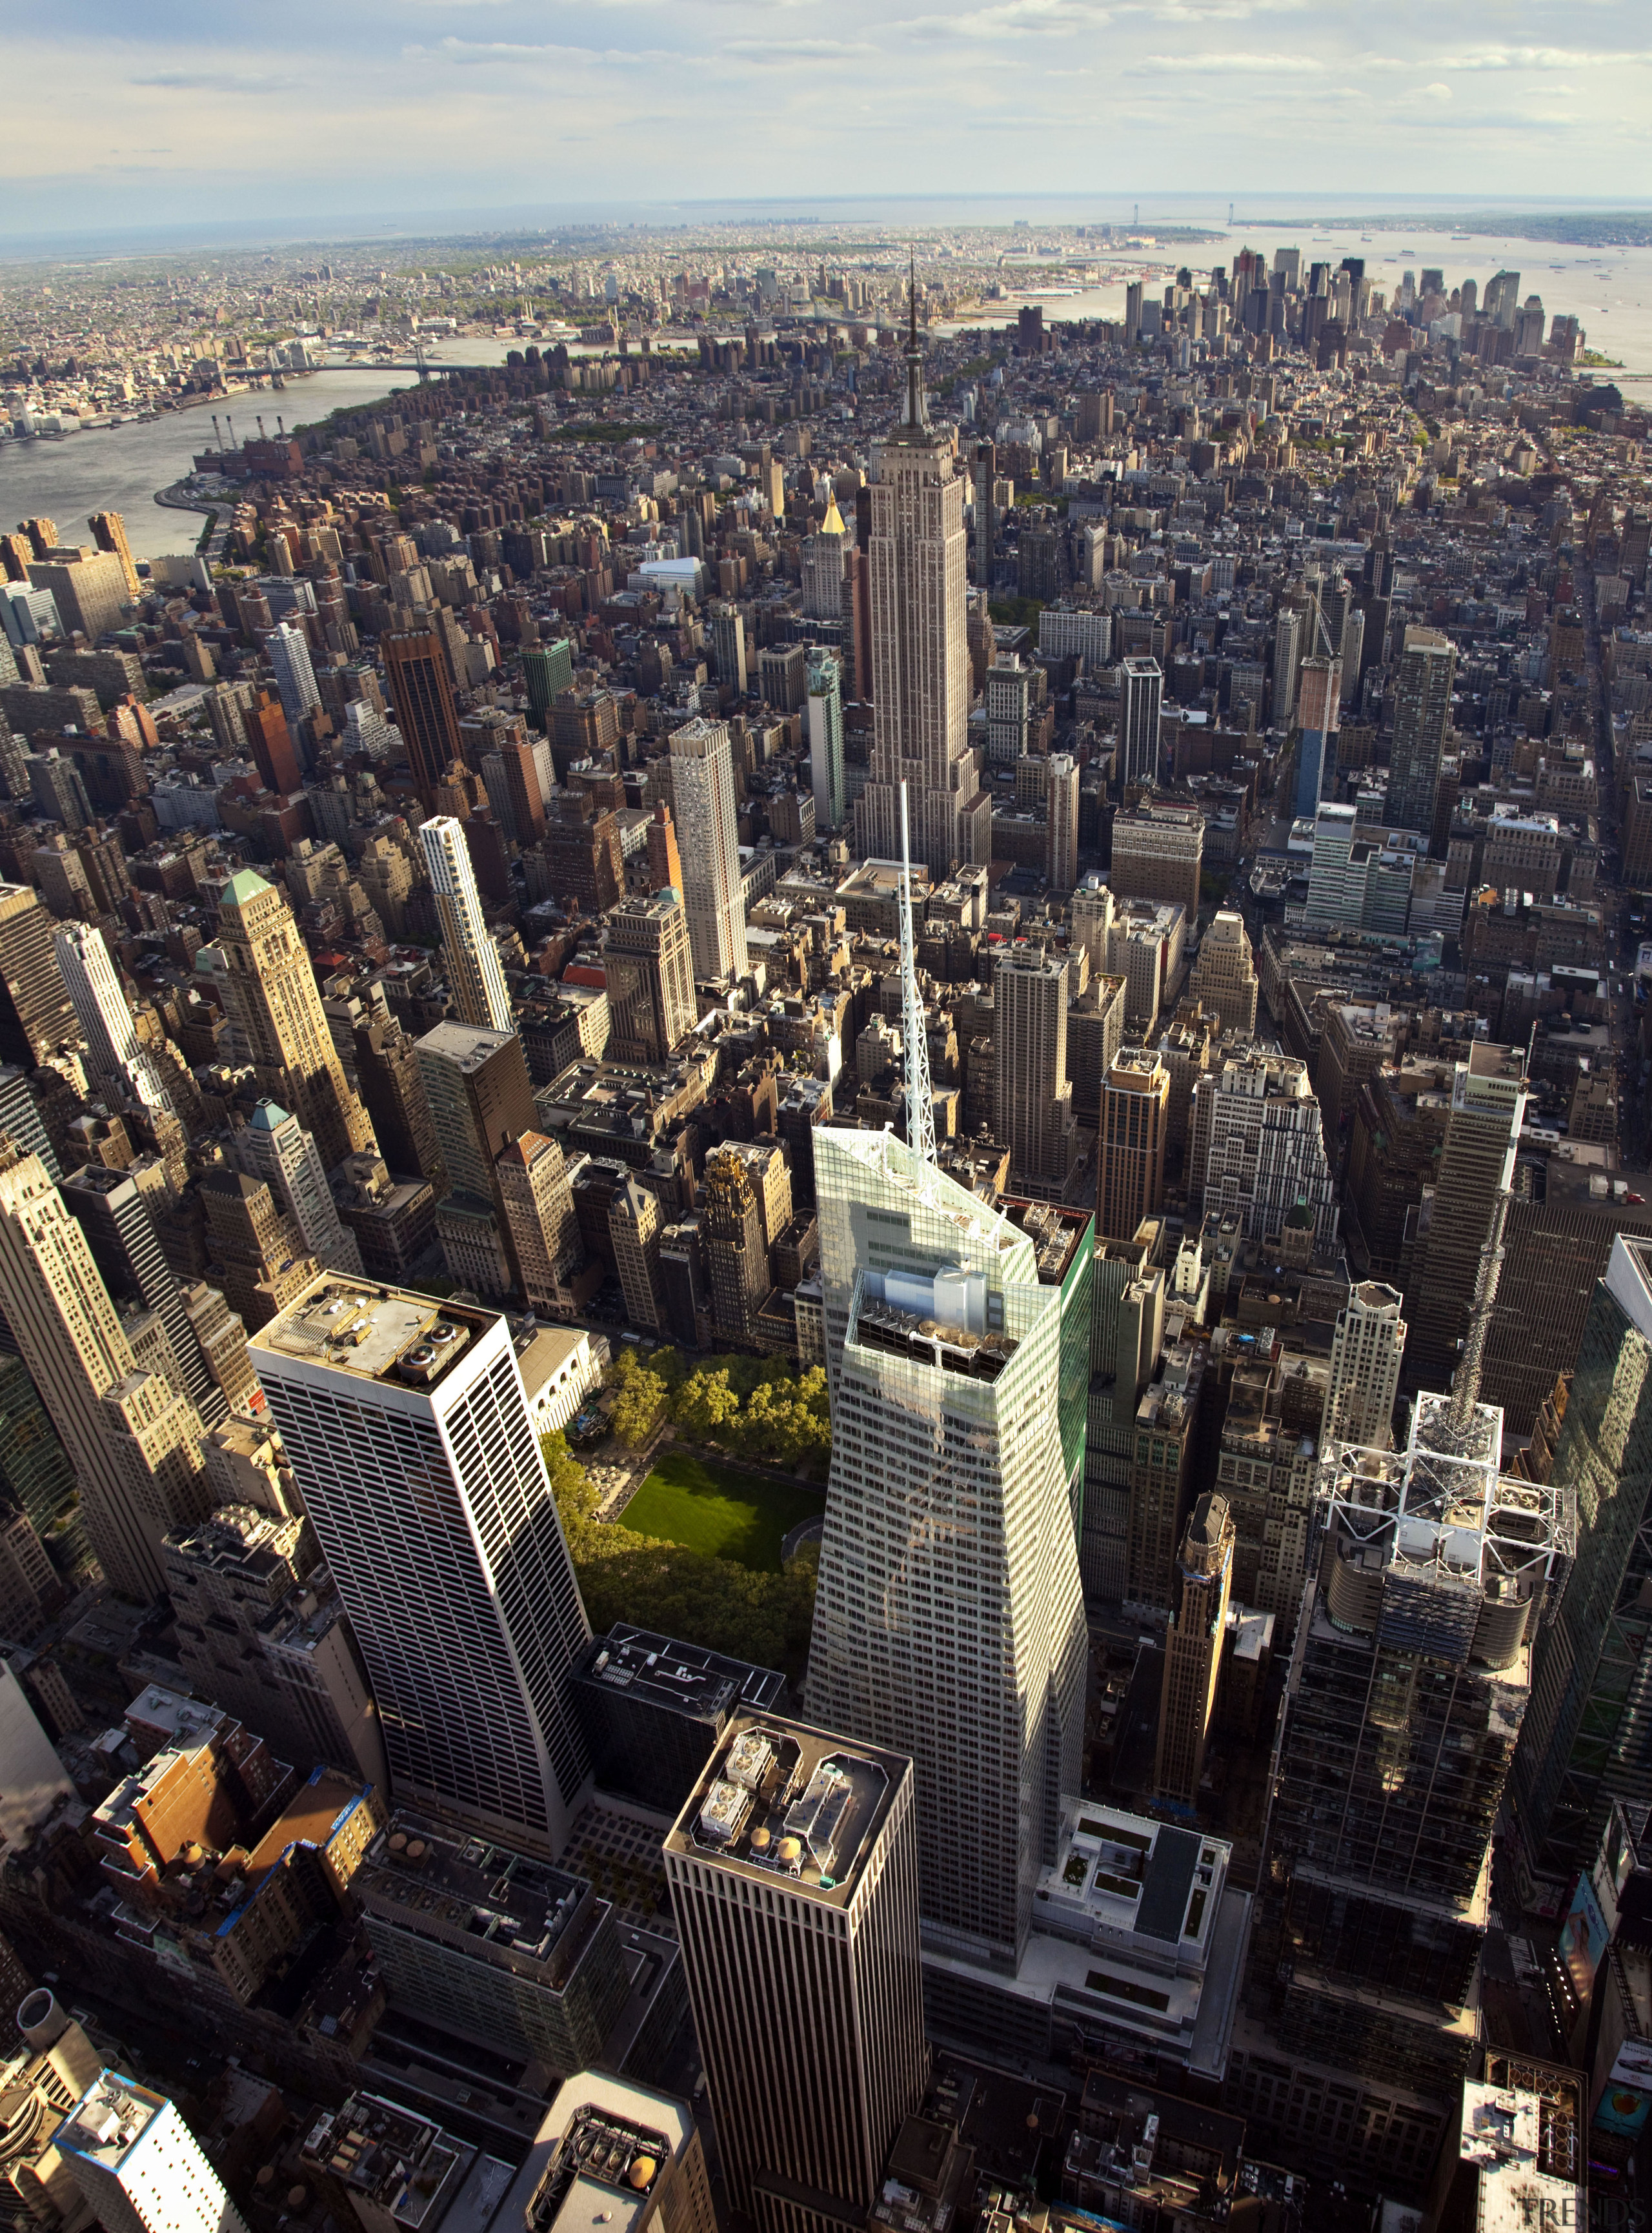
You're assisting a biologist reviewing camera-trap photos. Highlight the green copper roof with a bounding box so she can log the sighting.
[221,868,272,905]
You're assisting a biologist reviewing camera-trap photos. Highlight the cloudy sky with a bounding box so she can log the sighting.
[3,0,1650,237]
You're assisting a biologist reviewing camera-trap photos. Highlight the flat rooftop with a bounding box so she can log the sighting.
[1001,1196,1092,1288]
[357,1815,592,1983]
[416,1021,519,1075]
[667,1715,905,1907]
[252,1276,493,1391]
[1036,1801,1230,1965]
[61,2074,168,2172]
[497,2074,694,2233]
[574,1624,785,1724]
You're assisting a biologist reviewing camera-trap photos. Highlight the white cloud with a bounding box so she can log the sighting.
[723,34,881,57]
[1129,46,1324,70]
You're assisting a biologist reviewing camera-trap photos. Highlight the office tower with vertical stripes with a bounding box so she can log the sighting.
[383,621,463,803]
[667,718,749,985]
[994,945,1074,1192]
[0,1145,209,1599]
[250,1275,592,1854]
[1117,657,1163,790]
[808,1126,1087,1970]
[1293,653,1342,818]
[1384,626,1457,843]
[1513,1236,1652,1886]
[1406,1044,1527,1391]
[1097,1051,1169,1240]
[54,924,173,1115]
[664,1713,926,2233]
[603,891,696,1066]
[419,816,513,1035]
[807,651,846,833]
[1047,751,1079,891]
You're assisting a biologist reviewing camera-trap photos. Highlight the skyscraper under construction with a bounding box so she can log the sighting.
[1231,1320,1575,2196]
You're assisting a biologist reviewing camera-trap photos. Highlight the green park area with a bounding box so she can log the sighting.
[620,1451,824,1572]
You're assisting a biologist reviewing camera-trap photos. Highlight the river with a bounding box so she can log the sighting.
[0,339,519,562]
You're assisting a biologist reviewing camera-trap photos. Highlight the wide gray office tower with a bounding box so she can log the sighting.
[250,1274,592,1854]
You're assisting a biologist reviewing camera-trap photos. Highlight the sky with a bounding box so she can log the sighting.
[3,0,1651,239]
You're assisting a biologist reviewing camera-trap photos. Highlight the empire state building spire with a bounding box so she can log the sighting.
[902,249,927,429]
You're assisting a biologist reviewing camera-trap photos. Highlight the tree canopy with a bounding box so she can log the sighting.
[543,1431,819,1677]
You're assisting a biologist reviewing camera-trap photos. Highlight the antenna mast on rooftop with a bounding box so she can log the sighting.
[1444,1181,1514,1439]
[899,781,936,1169]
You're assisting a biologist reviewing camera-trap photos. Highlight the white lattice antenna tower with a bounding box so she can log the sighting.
[1445,1179,1515,1440]
[899,782,937,1168]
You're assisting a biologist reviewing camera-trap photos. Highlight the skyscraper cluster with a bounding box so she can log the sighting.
[0,219,1640,2230]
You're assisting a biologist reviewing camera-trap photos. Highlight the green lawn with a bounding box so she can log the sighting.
[620,1452,824,1571]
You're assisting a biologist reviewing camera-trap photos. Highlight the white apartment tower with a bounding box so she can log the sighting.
[267,621,321,730]
[250,1275,592,1853]
[664,1715,927,2233]
[54,924,174,1115]
[418,815,513,1035]
[668,718,749,985]
[1194,1049,1339,1251]
[233,1098,365,1278]
[61,2071,250,2233]
[808,1127,1088,1970]
[856,298,990,876]
[1326,1280,1407,1449]
[1070,874,1114,974]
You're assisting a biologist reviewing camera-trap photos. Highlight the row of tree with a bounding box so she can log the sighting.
[605,1347,831,1475]
[543,1430,818,1676]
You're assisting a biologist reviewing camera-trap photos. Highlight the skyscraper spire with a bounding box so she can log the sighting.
[898,781,936,1167]
[903,248,927,430]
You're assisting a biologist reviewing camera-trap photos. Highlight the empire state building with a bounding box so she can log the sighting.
[856,283,992,876]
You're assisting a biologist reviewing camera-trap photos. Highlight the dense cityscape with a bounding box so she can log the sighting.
[0,205,1649,2233]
